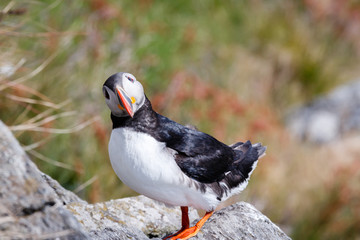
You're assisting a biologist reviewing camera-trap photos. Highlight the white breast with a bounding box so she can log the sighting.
[108,128,217,210]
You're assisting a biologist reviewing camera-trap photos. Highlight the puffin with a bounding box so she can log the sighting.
[102,72,266,240]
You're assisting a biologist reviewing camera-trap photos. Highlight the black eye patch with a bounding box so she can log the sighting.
[103,87,110,99]
[126,76,134,83]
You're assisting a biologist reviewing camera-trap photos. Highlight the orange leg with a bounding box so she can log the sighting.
[170,210,214,240]
[163,206,190,240]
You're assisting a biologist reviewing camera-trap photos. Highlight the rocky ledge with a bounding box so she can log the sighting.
[287,80,360,143]
[0,121,290,240]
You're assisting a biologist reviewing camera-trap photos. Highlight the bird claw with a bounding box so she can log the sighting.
[169,226,198,240]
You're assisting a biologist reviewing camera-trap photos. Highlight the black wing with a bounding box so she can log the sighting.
[156,114,235,183]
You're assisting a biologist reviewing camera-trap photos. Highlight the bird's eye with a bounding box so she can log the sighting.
[126,76,134,83]
[103,87,110,99]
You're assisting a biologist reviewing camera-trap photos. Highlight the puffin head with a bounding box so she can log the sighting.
[102,72,145,118]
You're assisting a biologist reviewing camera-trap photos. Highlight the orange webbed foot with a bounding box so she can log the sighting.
[163,206,190,240]
[167,210,214,240]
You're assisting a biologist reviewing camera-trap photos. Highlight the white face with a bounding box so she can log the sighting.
[103,72,146,117]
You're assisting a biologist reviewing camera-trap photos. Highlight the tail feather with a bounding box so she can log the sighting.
[231,140,266,160]
[211,140,266,203]
[223,140,266,189]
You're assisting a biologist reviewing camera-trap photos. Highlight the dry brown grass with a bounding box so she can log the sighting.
[1,1,360,239]
[150,70,360,238]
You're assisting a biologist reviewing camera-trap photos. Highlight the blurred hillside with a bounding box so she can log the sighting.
[1,1,360,239]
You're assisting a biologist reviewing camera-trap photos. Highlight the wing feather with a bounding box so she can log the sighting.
[156,115,235,183]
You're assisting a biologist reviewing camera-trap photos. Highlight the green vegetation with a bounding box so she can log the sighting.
[1,1,359,239]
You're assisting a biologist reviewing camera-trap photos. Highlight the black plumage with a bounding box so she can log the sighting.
[110,96,264,187]
[104,72,267,239]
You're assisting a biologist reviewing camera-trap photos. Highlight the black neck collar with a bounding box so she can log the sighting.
[111,96,158,131]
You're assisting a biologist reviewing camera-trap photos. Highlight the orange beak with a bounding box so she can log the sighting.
[116,86,134,118]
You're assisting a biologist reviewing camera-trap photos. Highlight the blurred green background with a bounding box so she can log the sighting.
[1,1,360,239]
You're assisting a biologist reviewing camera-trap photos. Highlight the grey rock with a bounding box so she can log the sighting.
[0,120,290,239]
[193,203,291,240]
[67,196,290,240]
[306,111,339,143]
[88,226,150,240]
[66,195,199,239]
[0,121,89,240]
[41,173,86,205]
[287,80,360,143]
